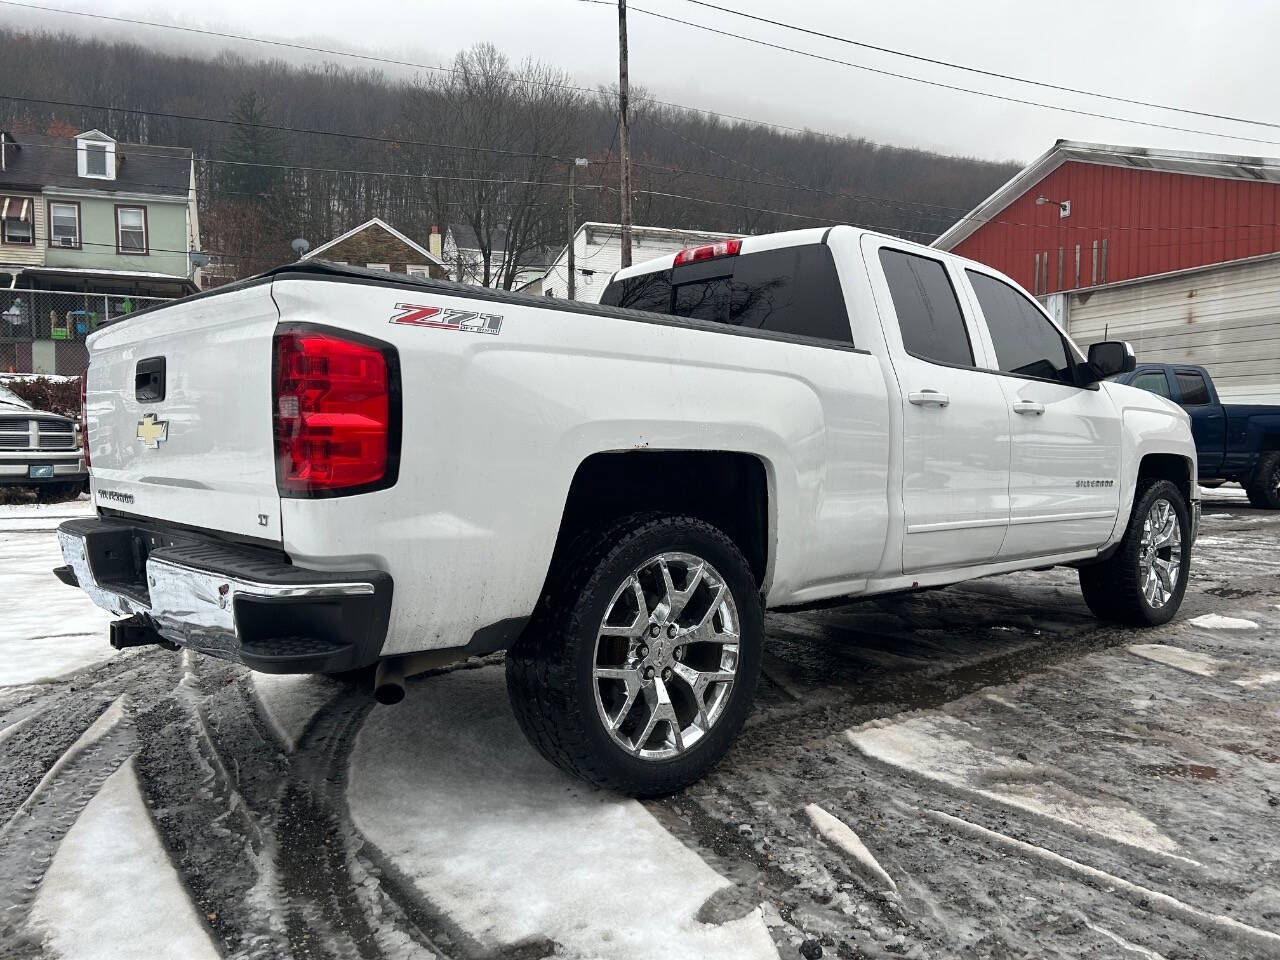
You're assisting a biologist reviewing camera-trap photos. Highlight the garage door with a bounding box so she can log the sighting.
[1067,254,1280,403]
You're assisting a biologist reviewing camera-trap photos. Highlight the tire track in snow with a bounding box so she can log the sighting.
[0,696,137,956]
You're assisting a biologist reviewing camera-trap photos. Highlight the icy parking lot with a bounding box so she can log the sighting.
[2,491,1279,960]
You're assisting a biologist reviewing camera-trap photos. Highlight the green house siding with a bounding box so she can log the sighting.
[44,196,189,277]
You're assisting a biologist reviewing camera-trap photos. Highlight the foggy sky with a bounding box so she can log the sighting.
[2,0,1276,166]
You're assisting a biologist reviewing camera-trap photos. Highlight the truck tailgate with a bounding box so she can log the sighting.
[86,281,283,541]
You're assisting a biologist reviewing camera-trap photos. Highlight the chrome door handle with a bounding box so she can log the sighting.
[908,390,950,407]
[1012,400,1046,415]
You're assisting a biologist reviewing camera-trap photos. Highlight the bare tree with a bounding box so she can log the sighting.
[401,44,586,289]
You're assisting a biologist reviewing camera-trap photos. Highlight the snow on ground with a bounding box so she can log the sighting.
[250,673,343,751]
[847,713,1187,858]
[26,757,221,960]
[0,496,93,528]
[348,666,777,960]
[0,500,114,686]
[1187,613,1260,631]
[1129,643,1280,688]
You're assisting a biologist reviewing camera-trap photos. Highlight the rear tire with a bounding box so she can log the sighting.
[1079,478,1190,626]
[505,514,763,796]
[1244,452,1280,509]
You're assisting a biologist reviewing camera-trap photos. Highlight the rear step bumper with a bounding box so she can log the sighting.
[56,517,393,674]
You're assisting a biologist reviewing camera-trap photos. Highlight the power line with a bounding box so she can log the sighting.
[678,0,1280,132]
[576,0,1280,149]
[12,104,1280,244]
[0,0,1216,165]
[0,93,569,163]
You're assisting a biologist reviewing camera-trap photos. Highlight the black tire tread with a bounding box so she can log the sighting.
[1244,451,1280,509]
[1078,478,1189,626]
[505,513,760,796]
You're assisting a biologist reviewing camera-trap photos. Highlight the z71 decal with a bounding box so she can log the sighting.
[390,303,503,336]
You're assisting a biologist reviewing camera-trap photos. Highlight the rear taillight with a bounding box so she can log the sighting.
[673,238,741,266]
[272,328,398,496]
[79,372,90,469]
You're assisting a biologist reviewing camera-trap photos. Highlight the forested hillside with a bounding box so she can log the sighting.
[0,28,1021,285]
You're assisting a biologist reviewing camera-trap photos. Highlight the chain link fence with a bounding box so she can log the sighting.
[0,290,170,375]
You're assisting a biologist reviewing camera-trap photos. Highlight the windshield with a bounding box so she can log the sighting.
[0,383,31,409]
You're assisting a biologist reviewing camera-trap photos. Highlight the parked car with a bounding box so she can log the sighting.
[55,228,1198,794]
[0,382,86,501]
[1110,363,1280,509]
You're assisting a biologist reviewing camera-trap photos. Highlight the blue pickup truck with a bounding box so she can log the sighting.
[1111,363,1280,508]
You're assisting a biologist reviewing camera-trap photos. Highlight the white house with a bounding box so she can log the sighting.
[443,223,550,290]
[541,222,743,303]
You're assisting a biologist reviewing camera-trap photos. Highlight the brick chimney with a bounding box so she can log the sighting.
[429,225,442,261]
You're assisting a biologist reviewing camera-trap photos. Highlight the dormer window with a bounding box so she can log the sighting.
[75,130,117,180]
[85,143,107,176]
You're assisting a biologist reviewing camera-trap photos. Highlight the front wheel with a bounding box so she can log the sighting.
[1079,478,1191,626]
[505,514,763,796]
[1245,452,1280,509]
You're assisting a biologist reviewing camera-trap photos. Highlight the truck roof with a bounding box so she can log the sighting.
[607,225,984,285]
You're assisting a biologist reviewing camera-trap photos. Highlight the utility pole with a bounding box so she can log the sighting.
[567,158,588,300]
[617,0,633,268]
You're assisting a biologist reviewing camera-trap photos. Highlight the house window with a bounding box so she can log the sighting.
[116,206,147,254]
[85,143,107,176]
[366,262,390,272]
[49,202,80,248]
[406,264,431,278]
[0,196,32,245]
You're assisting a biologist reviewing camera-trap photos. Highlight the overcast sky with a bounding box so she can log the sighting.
[2,0,1277,165]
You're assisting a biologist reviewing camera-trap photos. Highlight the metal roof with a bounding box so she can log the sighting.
[0,131,191,197]
[933,139,1280,252]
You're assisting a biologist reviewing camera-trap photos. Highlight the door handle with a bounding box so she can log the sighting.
[1012,400,1045,415]
[908,389,950,407]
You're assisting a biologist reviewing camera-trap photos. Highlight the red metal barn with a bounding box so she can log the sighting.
[934,141,1280,403]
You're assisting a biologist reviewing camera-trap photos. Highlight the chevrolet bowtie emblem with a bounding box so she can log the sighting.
[136,413,169,449]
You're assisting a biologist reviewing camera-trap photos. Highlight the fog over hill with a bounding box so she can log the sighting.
[0,26,1020,284]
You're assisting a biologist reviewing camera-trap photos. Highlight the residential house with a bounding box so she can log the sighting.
[302,218,448,279]
[0,128,201,373]
[540,222,743,303]
[443,223,551,289]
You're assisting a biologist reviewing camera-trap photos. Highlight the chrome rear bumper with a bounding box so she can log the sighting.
[56,517,393,673]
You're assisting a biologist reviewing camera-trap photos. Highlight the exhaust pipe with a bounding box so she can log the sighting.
[373,657,406,705]
[372,649,470,705]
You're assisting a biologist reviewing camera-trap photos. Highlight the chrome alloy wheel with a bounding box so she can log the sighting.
[592,552,740,760]
[1139,497,1183,609]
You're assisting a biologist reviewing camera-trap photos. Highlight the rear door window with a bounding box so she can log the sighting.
[1175,370,1212,405]
[1129,370,1172,398]
[967,270,1076,385]
[878,249,974,367]
[600,244,853,345]
[601,270,674,313]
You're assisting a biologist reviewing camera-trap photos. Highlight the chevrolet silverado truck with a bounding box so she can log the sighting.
[1110,363,1280,509]
[0,381,87,500]
[54,228,1198,795]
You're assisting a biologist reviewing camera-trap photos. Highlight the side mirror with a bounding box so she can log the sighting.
[1084,340,1135,381]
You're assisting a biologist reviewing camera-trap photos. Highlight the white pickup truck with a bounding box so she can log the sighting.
[55,227,1198,795]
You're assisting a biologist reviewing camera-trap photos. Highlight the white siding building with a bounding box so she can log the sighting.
[1051,253,1280,404]
[542,222,742,303]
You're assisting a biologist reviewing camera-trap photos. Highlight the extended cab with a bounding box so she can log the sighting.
[55,228,1198,794]
[1110,363,1280,508]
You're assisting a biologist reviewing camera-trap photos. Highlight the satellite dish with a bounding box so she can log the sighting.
[189,250,211,269]
[291,237,310,258]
